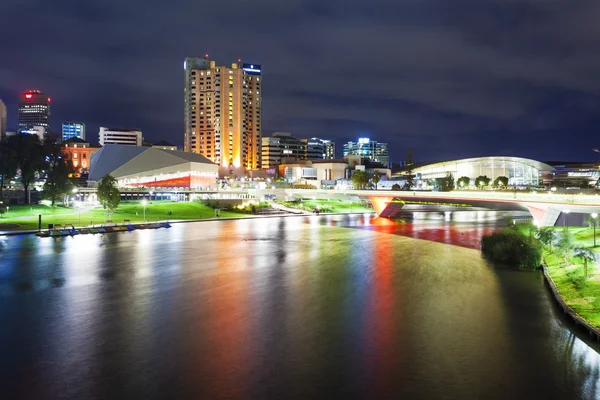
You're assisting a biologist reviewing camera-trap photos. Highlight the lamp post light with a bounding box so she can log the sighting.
[592,213,598,248]
[142,199,147,222]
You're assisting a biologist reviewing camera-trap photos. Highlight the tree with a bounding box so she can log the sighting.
[457,176,470,189]
[371,172,381,190]
[586,214,599,229]
[536,227,557,249]
[403,148,414,190]
[391,183,401,191]
[475,175,491,189]
[493,176,509,188]
[42,138,75,208]
[0,139,17,199]
[441,172,454,191]
[351,170,370,190]
[6,134,45,204]
[97,174,121,212]
[556,229,575,267]
[573,247,597,278]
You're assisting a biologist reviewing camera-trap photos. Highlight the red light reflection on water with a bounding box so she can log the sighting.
[354,217,499,250]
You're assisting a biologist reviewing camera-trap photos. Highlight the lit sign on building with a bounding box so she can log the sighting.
[242,63,261,75]
[358,138,370,144]
[567,171,600,178]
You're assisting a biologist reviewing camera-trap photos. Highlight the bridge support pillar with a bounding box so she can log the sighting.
[526,204,561,227]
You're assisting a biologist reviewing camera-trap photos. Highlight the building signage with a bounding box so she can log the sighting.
[242,63,261,75]
[567,171,600,178]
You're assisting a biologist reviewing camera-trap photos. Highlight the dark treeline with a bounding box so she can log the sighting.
[0,134,74,207]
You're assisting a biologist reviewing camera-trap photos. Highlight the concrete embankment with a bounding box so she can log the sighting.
[542,264,600,341]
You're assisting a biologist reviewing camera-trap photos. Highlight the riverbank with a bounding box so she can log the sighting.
[0,203,377,236]
[542,264,600,340]
[0,202,248,232]
[544,247,600,329]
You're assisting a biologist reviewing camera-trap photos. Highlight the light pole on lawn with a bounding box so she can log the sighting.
[592,213,598,248]
[142,199,147,222]
[563,209,570,230]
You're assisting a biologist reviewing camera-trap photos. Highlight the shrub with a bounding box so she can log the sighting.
[481,228,543,269]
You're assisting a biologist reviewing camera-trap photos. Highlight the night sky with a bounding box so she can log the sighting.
[2,0,600,164]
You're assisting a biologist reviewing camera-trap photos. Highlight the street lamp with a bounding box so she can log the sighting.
[141,199,147,222]
[592,213,598,248]
[76,201,81,226]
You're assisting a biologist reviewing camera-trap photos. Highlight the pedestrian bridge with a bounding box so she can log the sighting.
[280,189,600,227]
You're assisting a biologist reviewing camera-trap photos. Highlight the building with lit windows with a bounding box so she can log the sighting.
[302,137,336,160]
[343,138,389,167]
[18,90,50,131]
[0,99,6,141]
[412,156,554,187]
[99,127,143,146]
[261,132,305,168]
[88,144,218,189]
[62,122,85,141]
[62,138,100,176]
[184,55,262,170]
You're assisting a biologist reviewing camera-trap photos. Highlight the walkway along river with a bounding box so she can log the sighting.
[0,212,599,399]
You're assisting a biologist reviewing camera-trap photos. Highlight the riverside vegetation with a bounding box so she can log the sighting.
[482,221,600,327]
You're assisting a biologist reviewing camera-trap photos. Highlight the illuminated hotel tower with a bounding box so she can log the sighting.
[18,90,51,131]
[184,55,262,169]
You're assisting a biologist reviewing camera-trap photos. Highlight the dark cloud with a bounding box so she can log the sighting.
[1,0,600,162]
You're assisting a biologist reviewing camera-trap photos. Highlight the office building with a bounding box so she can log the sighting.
[62,122,85,141]
[343,137,389,167]
[0,99,6,141]
[18,90,50,131]
[99,127,143,146]
[302,137,335,160]
[184,56,262,170]
[279,159,349,186]
[261,132,305,168]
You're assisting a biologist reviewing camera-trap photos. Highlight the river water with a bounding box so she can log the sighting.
[0,212,599,399]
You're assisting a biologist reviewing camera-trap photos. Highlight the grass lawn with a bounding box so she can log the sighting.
[544,231,600,328]
[276,199,373,213]
[0,201,247,231]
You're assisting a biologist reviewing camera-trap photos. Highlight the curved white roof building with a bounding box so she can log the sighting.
[413,156,555,187]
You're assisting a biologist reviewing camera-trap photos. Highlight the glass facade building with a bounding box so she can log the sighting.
[302,137,336,160]
[62,122,86,141]
[343,138,389,167]
[261,132,305,168]
[413,157,554,187]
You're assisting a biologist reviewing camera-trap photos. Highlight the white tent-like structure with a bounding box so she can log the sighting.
[88,144,219,189]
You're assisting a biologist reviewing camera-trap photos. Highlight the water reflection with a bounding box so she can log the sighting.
[0,215,599,399]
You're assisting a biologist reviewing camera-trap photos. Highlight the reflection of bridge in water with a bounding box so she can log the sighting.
[278,189,600,227]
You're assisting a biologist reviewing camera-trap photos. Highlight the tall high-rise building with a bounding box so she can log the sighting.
[343,137,389,167]
[62,122,86,141]
[261,132,305,168]
[18,90,50,132]
[302,137,336,160]
[184,56,262,169]
[99,127,143,146]
[0,99,6,141]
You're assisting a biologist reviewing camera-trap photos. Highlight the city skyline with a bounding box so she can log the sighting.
[3,1,600,163]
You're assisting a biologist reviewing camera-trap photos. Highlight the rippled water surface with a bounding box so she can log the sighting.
[0,213,599,399]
